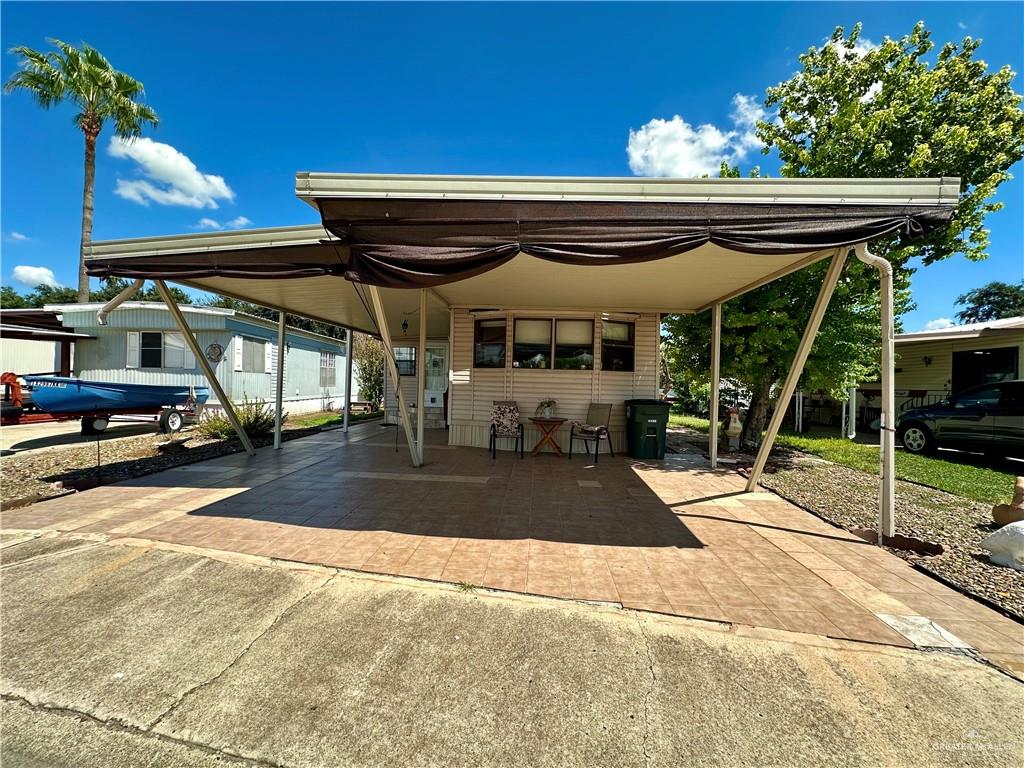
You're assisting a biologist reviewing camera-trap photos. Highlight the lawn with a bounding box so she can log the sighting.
[290,410,383,429]
[668,412,1016,505]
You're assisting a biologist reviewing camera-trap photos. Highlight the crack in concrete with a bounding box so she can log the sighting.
[1,692,297,768]
[147,572,337,731]
[636,615,657,768]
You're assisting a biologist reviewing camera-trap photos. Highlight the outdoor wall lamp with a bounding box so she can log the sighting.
[402,318,409,335]
[923,356,932,367]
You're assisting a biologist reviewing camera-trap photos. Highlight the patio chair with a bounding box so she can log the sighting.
[569,403,614,463]
[489,400,524,459]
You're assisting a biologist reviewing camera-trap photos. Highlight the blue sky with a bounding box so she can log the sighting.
[2,2,1021,330]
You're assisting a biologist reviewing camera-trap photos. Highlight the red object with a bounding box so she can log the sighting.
[1,372,23,407]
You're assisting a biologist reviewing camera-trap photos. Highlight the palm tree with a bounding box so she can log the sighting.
[4,40,158,302]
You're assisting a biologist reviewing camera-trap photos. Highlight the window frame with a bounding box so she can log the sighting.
[319,350,336,388]
[139,331,164,369]
[473,318,507,369]
[601,320,636,372]
[394,346,417,376]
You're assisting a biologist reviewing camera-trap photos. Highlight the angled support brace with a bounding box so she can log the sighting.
[154,280,255,456]
[745,249,847,491]
[367,285,422,467]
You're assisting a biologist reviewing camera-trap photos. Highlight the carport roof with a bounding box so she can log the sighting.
[85,173,958,337]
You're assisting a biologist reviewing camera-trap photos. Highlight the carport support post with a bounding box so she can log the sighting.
[274,311,286,449]
[343,328,353,433]
[709,302,722,468]
[416,289,427,458]
[153,280,255,456]
[745,249,847,491]
[367,285,422,467]
[846,386,857,440]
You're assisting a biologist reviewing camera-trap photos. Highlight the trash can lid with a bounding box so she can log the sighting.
[625,399,667,406]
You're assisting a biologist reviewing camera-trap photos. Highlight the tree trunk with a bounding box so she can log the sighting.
[741,378,774,448]
[78,129,99,303]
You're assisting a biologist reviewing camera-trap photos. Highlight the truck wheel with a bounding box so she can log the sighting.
[899,423,934,455]
[160,410,184,434]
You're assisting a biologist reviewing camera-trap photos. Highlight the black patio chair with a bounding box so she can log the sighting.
[569,403,614,463]
[489,400,524,459]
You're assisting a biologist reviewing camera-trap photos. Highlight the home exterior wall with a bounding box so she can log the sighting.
[383,338,447,427]
[1,338,62,375]
[59,305,348,415]
[860,330,1024,409]
[446,308,660,451]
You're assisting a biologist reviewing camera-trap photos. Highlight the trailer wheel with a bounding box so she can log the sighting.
[160,410,184,434]
[81,417,109,435]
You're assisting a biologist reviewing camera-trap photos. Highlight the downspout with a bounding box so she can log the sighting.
[96,278,144,326]
[854,242,895,541]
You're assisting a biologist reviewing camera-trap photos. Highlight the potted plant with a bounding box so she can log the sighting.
[536,398,557,418]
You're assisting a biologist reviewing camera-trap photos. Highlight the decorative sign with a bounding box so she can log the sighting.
[205,342,224,363]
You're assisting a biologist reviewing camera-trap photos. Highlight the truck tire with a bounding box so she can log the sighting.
[899,423,934,455]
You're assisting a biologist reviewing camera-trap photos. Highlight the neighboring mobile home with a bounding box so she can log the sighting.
[48,303,350,415]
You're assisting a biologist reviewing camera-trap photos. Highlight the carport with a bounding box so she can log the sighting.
[84,173,958,538]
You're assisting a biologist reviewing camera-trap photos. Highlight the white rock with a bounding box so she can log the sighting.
[980,521,1024,571]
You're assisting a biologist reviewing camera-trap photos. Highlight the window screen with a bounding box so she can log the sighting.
[602,321,635,372]
[554,320,594,370]
[513,319,552,369]
[242,338,266,373]
[164,332,186,369]
[320,351,336,387]
[474,319,506,368]
[140,332,163,368]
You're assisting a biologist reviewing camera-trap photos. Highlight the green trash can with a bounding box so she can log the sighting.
[625,399,670,459]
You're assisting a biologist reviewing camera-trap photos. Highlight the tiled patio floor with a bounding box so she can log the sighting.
[4,422,1022,675]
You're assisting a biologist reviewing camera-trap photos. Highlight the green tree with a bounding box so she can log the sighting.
[955,281,1024,323]
[4,40,158,302]
[664,22,1024,445]
[0,286,30,308]
[0,279,189,307]
[200,294,346,339]
[354,333,385,411]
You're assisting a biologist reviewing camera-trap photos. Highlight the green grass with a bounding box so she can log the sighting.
[290,410,383,429]
[668,412,1014,504]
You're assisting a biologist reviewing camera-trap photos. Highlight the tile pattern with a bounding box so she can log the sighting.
[3,422,1021,675]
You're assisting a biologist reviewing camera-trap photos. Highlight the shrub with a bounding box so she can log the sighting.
[196,396,279,440]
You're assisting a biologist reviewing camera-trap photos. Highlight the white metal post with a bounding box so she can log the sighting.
[746,250,847,490]
[343,328,353,433]
[416,289,427,460]
[709,302,722,468]
[846,386,857,440]
[855,243,895,540]
[367,285,422,467]
[273,311,286,449]
[154,280,255,456]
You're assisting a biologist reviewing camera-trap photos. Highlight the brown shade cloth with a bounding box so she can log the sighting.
[87,197,954,289]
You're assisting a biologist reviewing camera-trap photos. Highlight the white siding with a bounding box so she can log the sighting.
[448,309,660,451]
[0,338,61,375]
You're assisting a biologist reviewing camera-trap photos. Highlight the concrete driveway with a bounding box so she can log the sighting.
[0,419,157,456]
[1,534,1021,768]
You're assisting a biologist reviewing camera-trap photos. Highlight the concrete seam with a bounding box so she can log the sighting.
[1,692,296,768]
[146,572,337,731]
[0,541,105,571]
[636,615,657,768]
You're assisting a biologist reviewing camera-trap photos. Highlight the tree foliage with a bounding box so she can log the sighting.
[955,280,1024,323]
[200,295,347,339]
[353,333,385,410]
[4,40,158,301]
[663,22,1024,445]
[0,279,188,308]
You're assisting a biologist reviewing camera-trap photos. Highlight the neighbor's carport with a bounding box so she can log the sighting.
[84,173,958,539]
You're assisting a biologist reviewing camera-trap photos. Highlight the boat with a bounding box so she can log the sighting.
[23,376,209,415]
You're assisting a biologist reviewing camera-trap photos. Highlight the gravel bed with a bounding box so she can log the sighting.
[1,423,322,508]
[667,428,1024,621]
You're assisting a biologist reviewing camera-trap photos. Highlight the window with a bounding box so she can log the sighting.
[395,346,416,376]
[140,332,163,368]
[952,386,1003,409]
[554,320,594,370]
[320,351,336,387]
[241,337,266,373]
[602,321,635,372]
[474,319,506,368]
[131,331,193,369]
[513,319,552,369]
[952,346,1019,393]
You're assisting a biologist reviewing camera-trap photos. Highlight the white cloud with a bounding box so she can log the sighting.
[8,231,30,242]
[12,265,60,289]
[958,20,967,30]
[109,137,234,209]
[922,317,956,331]
[627,93,765,177]
[193,215,252,231]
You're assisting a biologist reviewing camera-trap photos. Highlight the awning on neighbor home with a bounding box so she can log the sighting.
[84,173,959,336]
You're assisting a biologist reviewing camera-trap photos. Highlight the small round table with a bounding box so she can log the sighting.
[529,416,567,457]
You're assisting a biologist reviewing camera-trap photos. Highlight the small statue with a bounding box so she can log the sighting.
[992,476,1024,527]
[722,407,743,451]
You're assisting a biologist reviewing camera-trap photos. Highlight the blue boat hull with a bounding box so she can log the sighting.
[23,376,210,415]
